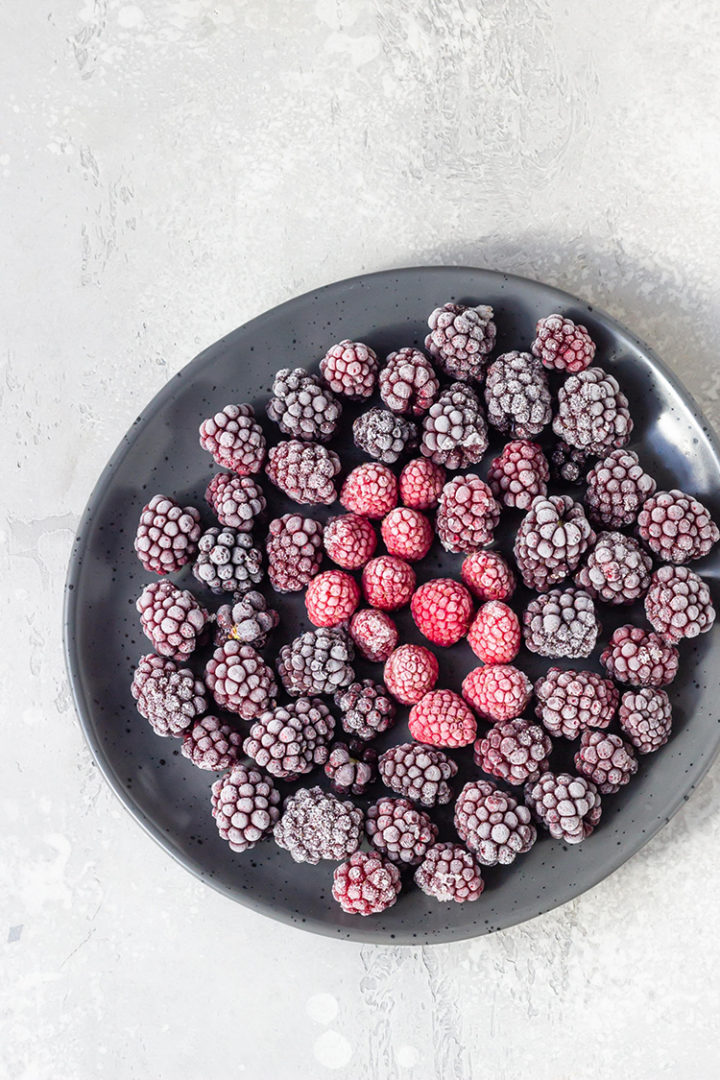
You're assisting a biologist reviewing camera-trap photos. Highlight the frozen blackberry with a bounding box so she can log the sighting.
[214,591,278,649]
[193,527,263,596]
[550,441,593,485]
[484,351,552,438]
[274,787,363,865]
[532,313,596,373]
[131,654,208,737]
[199,403,266,475]
[474,718,552,786]
[523,587,600,659]
[243,698,335,779]
[574,730,638,794]
[332,851,402,916]
[425,302,496,381]
[277,626,355,696]
[353,408,418,464]
[134,494,201,575]
[514,495,595,591]
[585,449,656,528]
[525,771,602,844]
[267,368,341,442]
[644,564,716,644]
[266,514,323,593]
[420,382,488,469]
[454,780,537,867]
[553,367,633,455]
[378,743,457,807]
[600,625,679,688]
[136,580,209,660]
[205,640,277,719]
[320,339,379,399]
[619,688,672,754]
[487,440,549,510]
[637,489,719,565]
[534,668,618,740]
[575,531,652,604]
[181,715,242,770]
[205,473,266,532]
[265,440,341,505]
[379,348,440,416]
[335,679,396,741]
[324,741,378,795]
[436,473,501,554]
[366,797,438,865]
[211,764,281,853]
[414,843,485,903]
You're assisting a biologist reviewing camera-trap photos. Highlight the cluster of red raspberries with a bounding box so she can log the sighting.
[129,303,717,918]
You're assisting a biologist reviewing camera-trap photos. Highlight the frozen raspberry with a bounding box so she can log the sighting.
[600,625,679,688]
[487,440,549,510]
[211,764,280,853]
[213,591,279,650]
[320,339,379,399]
[411,578,474,646]
[205,640,277,719]
[378,743,457,807]
[134,494,201,575]
[532,313,596,373]
[414,843,484,903]
[199,403,266,474]
[534,668,618,740]
[383,644,438,705]
[553,367,633,455]
[193,527,263,596]
[335,679,397,741]
[324,514,377,570]
[420,382,488,469]
[462,665,532,722]
[340,462,398,519]
[379,348,440,416]
[436,474,501,555]
[575,531,652,604]
[266,514,323,593]
[136,580,209,660]
[398,457,446,510]
[243,698,335,779]
[461,550,516,602]
[585,449,656,529]
[425,301,496,381]
[332,851,402,916]
[366,796,438,865]
[484,351,552,438]
[550,441,593,485]
[362,556,416,611]
[574,730,638,794]
[525,771,602,843]
[644,564,715,644]
[324,741,378,795]
[265,440,341,505]
[349,608,398,662]
[619,688,672,754]
[131,653,207,736]
[277,626,355,696]
[181,715,242,770]
[513,494,595,592]
[474,717,552,785]
[523,587,600,659]
[637,489,719,565]
[408,689,477,748]
[467,601,520,664]
[267,368,341,442]
[454,780,537,867]
[205,473,266,532]
[274,786,363,865]
[353,408,418,464]
[305,570,361,628]
[381,507,433,562]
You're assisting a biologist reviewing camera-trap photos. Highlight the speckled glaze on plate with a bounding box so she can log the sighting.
[63,267,720,944]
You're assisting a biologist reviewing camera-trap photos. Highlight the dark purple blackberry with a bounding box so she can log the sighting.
[550,441,593,485]
[324,741,378,795]
[600,625,679,688]
[487,440,549,510]
[267,368,341,442]
[420,382,488,469]
[619,688,672,753]
[213,591,279,649]
[332,851,402,916]
[379,348,440,416]
[585,449,656,528]
[366,796,438,865]
[199,403,266,475]
[435,473,500,554]
[136,581,209,660]
[473,718,552,785]
[575,531,653,605]
[353,408,418,464]
[277,626,355,696]
[335,679,396,741]
[553,367,633,455]
[274,786,363,864]
[378,743,457,806]
[525,771,602,843]
[205,640,277,719]
[637,489,719,564]
[574,730,638,794]
[181,715,242,770]
[513,495,595,591]
[414,843,485,903]
[523,587,600,659]
[211,764,281,853]
[425,302,496,381]
[243,698,335,780]
[644,565,716,644]
[484,351,552,438]
[131,654,208,736]
[266,514,323,593]
[205,473,266,532]
[265,440,341,505]
[454,780,537,867]
[534,667,618,740]
[320,339,379,399]
[193,528,263,596]
[134,494,201,575]
[532,313,596,372]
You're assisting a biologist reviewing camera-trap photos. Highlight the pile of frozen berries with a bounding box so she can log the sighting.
[129,302,717,919]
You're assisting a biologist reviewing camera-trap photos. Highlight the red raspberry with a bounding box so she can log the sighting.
[305,570,360,627]
[340,462,398,519]
[383,644,438,704]
[323,514,377,570]
[531,313,596,373]
[462,664,531,721]
[332,851,402,916]
[467,601,520,664]
[349,608,398,662]
[380,507,433,562]
[460,550,516,602]
[398,458,446,509]
[410,578,474,647]
[436,473,501,554]
[408,689,477,748]
[362,556,416,611]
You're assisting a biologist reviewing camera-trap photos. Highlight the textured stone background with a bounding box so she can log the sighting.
[3,1,720,1077]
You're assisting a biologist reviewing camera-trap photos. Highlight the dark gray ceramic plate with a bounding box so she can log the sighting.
[64,266,720,944]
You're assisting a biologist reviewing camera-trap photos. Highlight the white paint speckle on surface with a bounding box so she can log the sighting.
[2,0,720,1078]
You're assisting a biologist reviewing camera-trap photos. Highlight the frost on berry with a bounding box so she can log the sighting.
[531,314,596,373]
[454,780,537,867]
[353,408,418,464]
[523,587,600,659]
[274,786,363,864]
[362,556,416,611]
[243,698,335,779]
[381,507,433,562]
[461,550,516,602]
[484,351,552,438]
[277,627,355,697]
[266,514,323,593]
[410,578,474,647]
[462,664,532,722]
[340,462,398,519]
[474,718,552,786]
[534,668,618,740]
[575,531,652,604]
[637,489,719,565]
[467,601,520,664]
[265,440,341,505]
[420,383,488,469]
[414,843,485,903]
[585,449,656,528]
[305,570,360,628]
[131,653,207,736]
[436,473,500,554]
[199,403,266,474]
[332,851,402,916]
[619,688,672,754]
[574,730,638,794]
[513,494,595,592]
[425,302,496,381]
[267,368,341,442]
[644,564,715,644]
[324,514,377,570]
[487,440,549,510]
[366,797,438,865]
[136,580,208,660]
[553,367,633,456]
[408,689,477,748]
[211,765,281,853]
[525,771,602,844]
[134,494,201,575]
[379,347,440,415]
[206,473,266,532]
[335,679,397,741]
[398,457,446,510]
[383,644,438,705]
[205,640,277,719]
[600,625,678,688]
[349,608,398,662]
[378,743,457,807]
[320,339,379,399]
